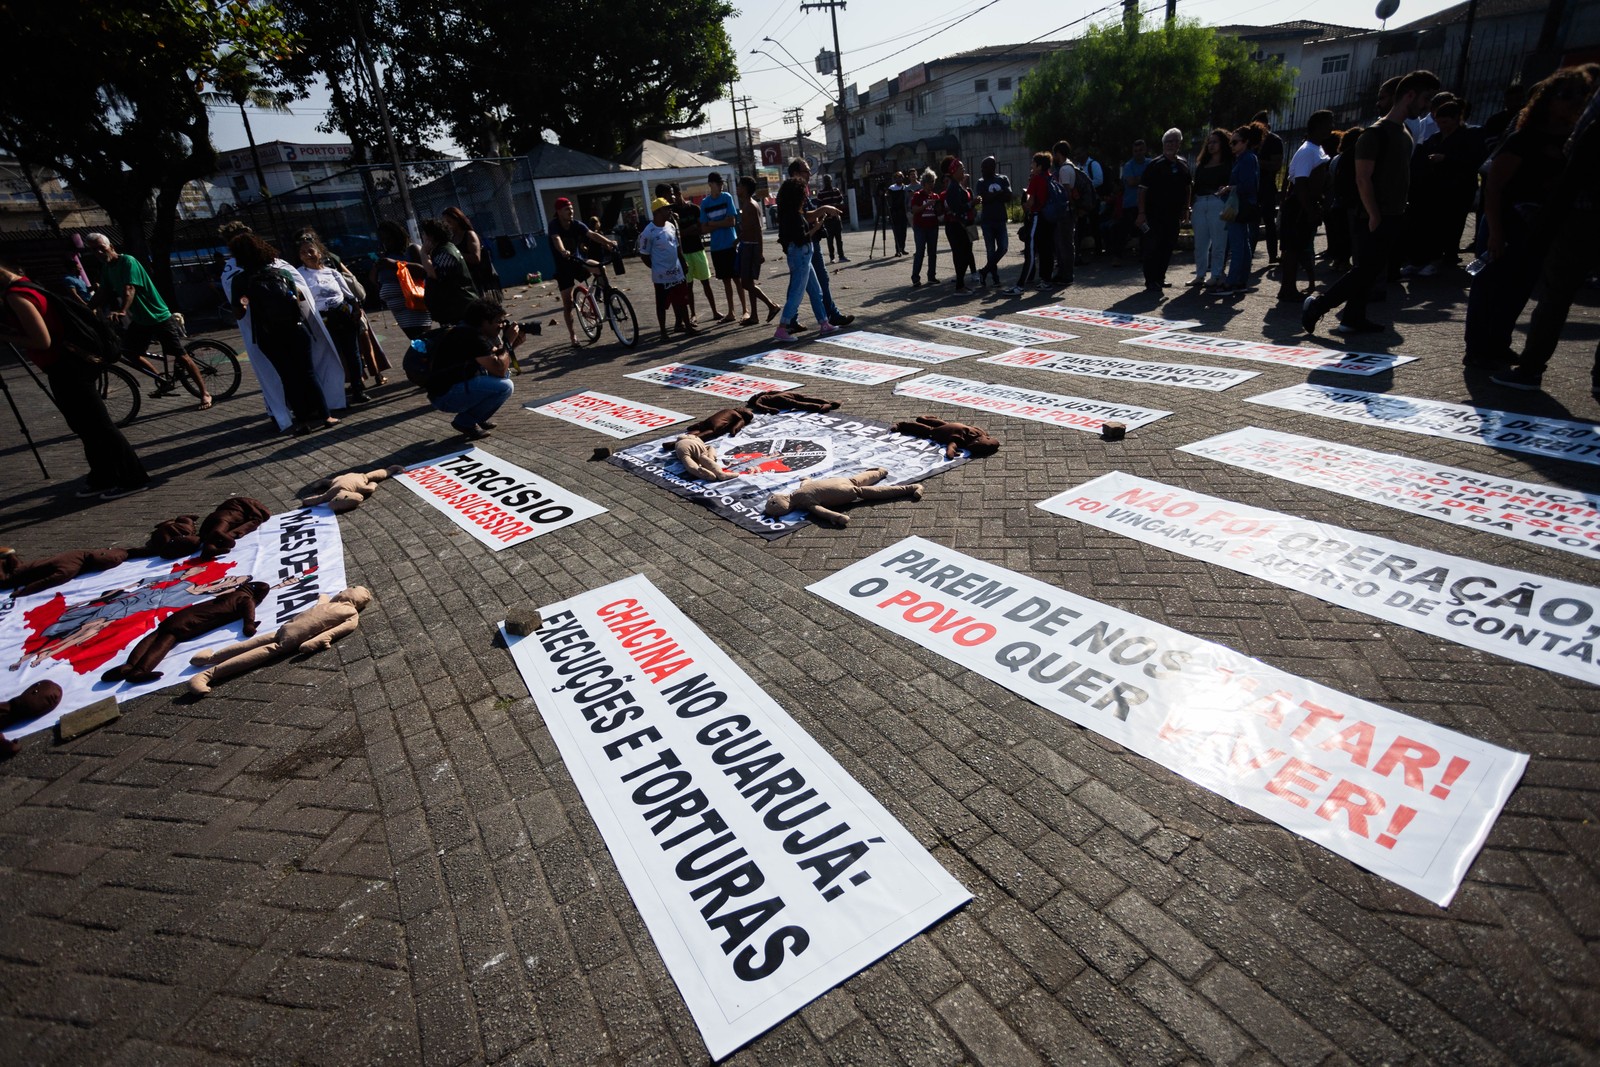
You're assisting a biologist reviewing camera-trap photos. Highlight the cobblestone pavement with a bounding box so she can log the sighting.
[1,231,1597,1065]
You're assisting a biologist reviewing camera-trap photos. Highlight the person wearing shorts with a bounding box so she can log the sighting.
[736,176,779,324]
[701,171,744,321]
[663,182,726,324]
[547,197,615,345]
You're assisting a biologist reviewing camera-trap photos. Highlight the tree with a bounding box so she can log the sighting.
[0,1,298,295]
[1010,19,1297,154]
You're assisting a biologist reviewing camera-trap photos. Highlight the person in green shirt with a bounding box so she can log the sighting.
[84,233,212,410]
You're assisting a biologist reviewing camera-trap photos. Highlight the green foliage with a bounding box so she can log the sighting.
[0,0,298,288]
[1010,18,1297,154]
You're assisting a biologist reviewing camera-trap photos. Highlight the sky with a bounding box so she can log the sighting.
[208,0,1465,155]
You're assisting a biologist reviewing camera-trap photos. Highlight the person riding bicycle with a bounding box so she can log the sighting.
[548,197,617,346]
[83,233,213,411]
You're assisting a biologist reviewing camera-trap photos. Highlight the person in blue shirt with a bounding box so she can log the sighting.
[699,172,744,323]
[1114,139,1150,266]
[1217,122,1264,294]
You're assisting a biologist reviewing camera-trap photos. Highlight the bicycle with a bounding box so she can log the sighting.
[569,252,639,348]
[94,330,243,428]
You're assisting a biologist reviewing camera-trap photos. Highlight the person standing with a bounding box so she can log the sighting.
[0,264,148,499]
[888,171,910,255]
[940,156,978,292]
[1050,140,1078,287]
[296,234,370,407]
[1217,123,1264,296]
[773,158,835,341]
[228,234,337,436]
[442,207,500,302]
[1304,70,1442,336]
[736,176,781,326]
[1113,140,1150,266]
[804,190,857,325]
[1277,110,1334,301]
[1136,129,1192,293]
[817,174,847,262]
[701,172,745,322]
[1004,152,1055,296]
[1077,148,1108,256]
[666,183,724,323]
[1189,129,1232,289]
[1253,112,1286,263]
[83,233,211,411]
[1402,101,1486,275]
[909,169,944,287]
[976,156,1012,287]
[420,218,479,327]
[637,198,696,341]
[371,220,432,341]
[548,197,617,346]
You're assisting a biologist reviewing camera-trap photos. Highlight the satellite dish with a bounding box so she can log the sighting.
[1375,0,1399,21]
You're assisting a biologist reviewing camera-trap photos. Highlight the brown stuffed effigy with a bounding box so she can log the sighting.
[0,548,130,597]
[0,680,62,755]
[128,515,201,560]
[198,497,272,558]
[747,390,841,415]
[763,468,924,528]
[302,467,405,513]
[892,415,1001,459]
[102,581,269,684]
[668,407,753,445]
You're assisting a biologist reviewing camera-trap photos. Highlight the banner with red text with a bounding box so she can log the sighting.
[894,374,1171,433]
[920,316,1080,347]
[504,575,969,1058]
[1122,332,1415,375]
[1016,305,1200,332]
[979,347,1258,391]
[732,349,917,385]
[625,362,799,400]
[1246,384,1600,466]
[809,537,1525,905]
[399,447,606,550]
[0,507,345,737]
[1039,472,1600,686]
[814,330,982,363]
[526,390,690,439]
[1180,427,1600,559]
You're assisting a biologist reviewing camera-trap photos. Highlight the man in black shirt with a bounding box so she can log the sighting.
[425,299,524,439]
[774,158,836,341]
[1136,129,1193,293]
[1254,111,1285,262]
[817,175,847,262]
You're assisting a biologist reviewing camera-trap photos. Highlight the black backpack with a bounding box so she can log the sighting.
[7,279,120,369]
[402,326,456,390]
[244,266,305,342]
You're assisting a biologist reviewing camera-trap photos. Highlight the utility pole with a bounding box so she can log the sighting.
[784,106,806,165]
[353,5,418,237]
[733,97,756,175]
[728,80,743,178]
[1166,0,1177,23]
[801,0,856,228]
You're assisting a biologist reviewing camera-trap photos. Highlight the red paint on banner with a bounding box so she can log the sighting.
[1431,756,1470,799]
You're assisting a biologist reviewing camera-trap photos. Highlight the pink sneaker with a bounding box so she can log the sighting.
[817,322,839,337]
[773,325,794,342]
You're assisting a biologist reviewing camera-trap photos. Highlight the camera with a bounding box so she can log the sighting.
[515,319,543,336]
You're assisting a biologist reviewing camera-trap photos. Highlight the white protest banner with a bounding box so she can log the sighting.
[398,447,606,550]
[0,507,346,737]
[504,575,970,1058]
[732,349,917,385]
[894,374,1171,433]
[810,538,1524,906]
[920,316,1081,348]
[1041,472,1600,686]
[1247,383,1600,467]
[625,362,799,400]
[1181,427,1600,560]
[526,390,690,439]
[1122,332,1415,376]
[1016,305,1201,332]
[979,347,1258,392]
[814,330,982,363]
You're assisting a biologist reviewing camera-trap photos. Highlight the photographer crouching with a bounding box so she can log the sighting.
[422,298,531,440]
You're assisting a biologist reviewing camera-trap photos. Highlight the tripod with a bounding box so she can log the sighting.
[1,345,50,478]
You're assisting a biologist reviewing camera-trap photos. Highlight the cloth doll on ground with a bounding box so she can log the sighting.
[672,407,753,444]
[0,547,130,597]
[129,515,201,560]
[198,497,272,558]
[747,390,841,415]
[0,681,61,757]
[301,466,405,512]
[188,587,372,696]
[101,581,270,685]
[892,415,1001,459]
[763,468,924,528]
[671,436,737,482]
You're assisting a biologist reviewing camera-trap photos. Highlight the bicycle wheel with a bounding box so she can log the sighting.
[605,289,639,348]
[574,288,603,345]
[96,364,141,427]
[180,339,242,400]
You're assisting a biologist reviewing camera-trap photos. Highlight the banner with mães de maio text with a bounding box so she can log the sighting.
[503,575,970,1059]
[808,537,1526,906]
[1039,472,1600,686]
[399,448,606,550]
